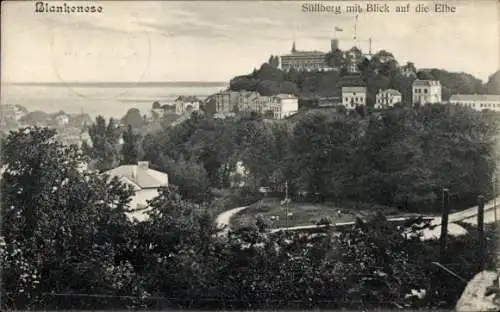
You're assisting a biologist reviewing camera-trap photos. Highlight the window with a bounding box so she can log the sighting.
[424,89,428,93]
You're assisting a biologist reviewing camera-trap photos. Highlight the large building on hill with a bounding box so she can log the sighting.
[375,89,402,109]
[279,41,338,72]
[449,94,500,112]
[412,80,442,105]
[279,39,371,74]
[342,86,367,109]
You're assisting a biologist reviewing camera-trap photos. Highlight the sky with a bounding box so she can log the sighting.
[1,0,499,83]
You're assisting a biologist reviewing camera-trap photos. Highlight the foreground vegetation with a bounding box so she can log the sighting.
[1,127,498,310]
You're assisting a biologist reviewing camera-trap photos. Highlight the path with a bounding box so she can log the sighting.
[269,197,500,239]
[215,196,500,239]
[215,204,251,237]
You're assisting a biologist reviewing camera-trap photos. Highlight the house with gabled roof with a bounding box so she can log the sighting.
[412,80,442,105]
[342,86,367,109]
[375,89,402,109]
[104,161,169,222]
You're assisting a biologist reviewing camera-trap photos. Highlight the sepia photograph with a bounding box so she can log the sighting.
[1,0,500,310]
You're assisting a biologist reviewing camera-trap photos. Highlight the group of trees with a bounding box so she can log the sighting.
[78,93,498,213]
[1,126,498,310]
[230,50,500,107]
[80,115,143,172]
[138,103,498,212]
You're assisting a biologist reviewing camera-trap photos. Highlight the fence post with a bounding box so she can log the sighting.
[440,188,450,263]
[478,194,485,271]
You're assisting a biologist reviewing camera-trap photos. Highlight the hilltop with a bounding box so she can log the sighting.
[228,50,500,108]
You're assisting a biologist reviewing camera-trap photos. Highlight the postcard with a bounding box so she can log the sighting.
[1,1,499,311]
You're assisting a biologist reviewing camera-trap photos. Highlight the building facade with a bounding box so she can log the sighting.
[215,90,240,114]
[237,91,260,112]
[412,80,442,105]
[375,89,402,109]
[270,94,299,119]
[449,94,500,112]
[280,41,335,72]
[175,96,201,115]
[342,86,367,109]
[251,96,273,114]
[280,50,329,72]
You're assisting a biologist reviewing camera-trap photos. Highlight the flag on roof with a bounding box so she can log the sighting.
[335,27,343,31]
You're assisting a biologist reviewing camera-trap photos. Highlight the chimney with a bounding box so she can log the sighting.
[137,161,149,170]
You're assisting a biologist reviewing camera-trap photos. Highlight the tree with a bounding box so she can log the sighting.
[268,55,280,69]
[121,124,142,165]
[484,70,500,94]
[325,48,345,68]
[122,108,145,129]
[82,116,122,171]
[19,111,49,125]
[161,157,211,203]
[0,127,137,309]
[152,101,161,109]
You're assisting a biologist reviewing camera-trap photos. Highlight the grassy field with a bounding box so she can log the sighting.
[230,197,420,229]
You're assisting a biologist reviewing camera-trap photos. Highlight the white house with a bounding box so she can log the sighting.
[270,94,298,119]
[342,86,367,109]
[449,94,500,112]
[412,80,442,105]
[104,161,169,222]
[375,89,402,109]
[174,96,201,115]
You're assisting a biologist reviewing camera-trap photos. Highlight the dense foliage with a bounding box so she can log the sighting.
[82,116,122,171]
[140,105,498,212]
[1,128,497,310]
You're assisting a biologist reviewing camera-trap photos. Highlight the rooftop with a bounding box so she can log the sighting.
[412,80,441,87]
[104,161,169,190]
[378,89,402,96]
[282,51,326,57]
[342,86,367,92]
[274,94,297,100]
[450,94,500,102]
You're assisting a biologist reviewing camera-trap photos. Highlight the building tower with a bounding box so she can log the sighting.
[291,41,296,53]
[331,39,339,51]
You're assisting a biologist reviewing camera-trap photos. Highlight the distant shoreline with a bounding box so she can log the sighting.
[4,81,228,88]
